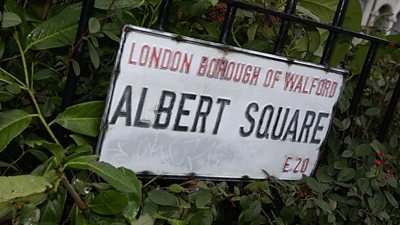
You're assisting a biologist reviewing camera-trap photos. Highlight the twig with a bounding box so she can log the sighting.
[2,149,26,176]
[28,90,60,145]
[57,170,89,216]
[107,0,117,12]
[143,175,162,188]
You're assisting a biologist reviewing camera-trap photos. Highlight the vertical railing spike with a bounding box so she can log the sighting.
[378,67,400,141]
[273,0,297,55]
[320,0,348,65]
[156,0,171,31]
[219,4,237,44]
[62,0,95,109]
[349,42,379,115]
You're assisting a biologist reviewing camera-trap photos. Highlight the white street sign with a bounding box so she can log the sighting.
[97,25,346,180]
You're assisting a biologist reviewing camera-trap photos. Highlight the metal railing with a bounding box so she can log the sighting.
[1,0,399,144]
[148,0,400,143]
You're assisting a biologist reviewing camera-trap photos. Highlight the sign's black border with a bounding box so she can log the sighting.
[96,25,348,181]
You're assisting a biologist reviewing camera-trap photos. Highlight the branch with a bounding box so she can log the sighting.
[57,170,89,216]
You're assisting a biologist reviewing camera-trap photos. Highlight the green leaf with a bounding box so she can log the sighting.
[5,83,21,94]
[341,0,362,32]
[18,204,38,225]
[296,5,320,22]
[148,189,178,207]
[341,118,351,130]
[365,107,381,116]
[294,26,320,53]
[328,0,362,66]
[69,134,91,146]
[89,17,101,33]
[64,145,93,162]
[352,44,369,75]
[357,178,372,196]
[65,156,142,194]
[195,189,211,208]
[243,39,272,52]
[354,144,373,157]
[103,30,120,42]
[89,190,128,215]
[143,197,158,215]
[304,175,322,193]
[313,198,332,213]
[278,207,295,224]
[389,135,398,148]
[26,4,81,50]
[94,0,145,10]
[188,209,213,225]
[245,181,271,195]
[370,140,386,153]
[0,203,10,219]
[168,184,186,193]
[0,161,19,172]
[374,191,387,212]
[1,12,22,28]
[91,36,99,47]
[72,59,81,76]
[38,141,66,166]
[74,206,89,225]
[0,92,14,102]
[135,214,154,225]
[34,69,60,81]
[206,0,218,5]
[124,200,141,224]
[247,23,258,42]
[298,0,338,23]
[342,150,353,158]
[337,168,355,182]
[88,41,100,69]
[169,219,186,225]
[40,187,67,224]
[334,157,347,169]
[383,190,398,208]
[120,167,142,202]
[41,99,56,118]
[0,175,52,203]
[241,200,261,222]
[378,211,390,220]
[0,110,32,152]
[316,166,335,183]
[54,101,104,137]
[201,21,219,40]
[196,181,209,190]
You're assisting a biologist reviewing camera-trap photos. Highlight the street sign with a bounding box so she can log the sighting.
[97,25,346,180]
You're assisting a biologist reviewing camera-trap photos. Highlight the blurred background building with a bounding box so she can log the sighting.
[361,0,400,33]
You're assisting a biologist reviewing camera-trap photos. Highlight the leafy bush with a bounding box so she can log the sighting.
[0,0,399,224]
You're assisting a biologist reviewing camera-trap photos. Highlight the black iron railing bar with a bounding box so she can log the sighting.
[156,0,171,31]
[273,0,297,54]
[62,0,95,109]
[219,0,400,48]
[349,42,379,114]
[219,4,237,44]
[320,0,348,65]
[378,66,400,141]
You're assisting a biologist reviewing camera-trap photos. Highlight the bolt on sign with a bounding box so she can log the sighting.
[97,25,346,180]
